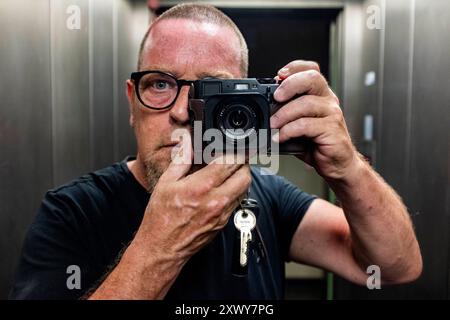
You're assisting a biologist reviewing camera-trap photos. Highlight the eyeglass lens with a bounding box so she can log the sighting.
[138,72,179,109]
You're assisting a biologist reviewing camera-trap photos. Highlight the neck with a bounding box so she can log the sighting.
[127,154,150,192]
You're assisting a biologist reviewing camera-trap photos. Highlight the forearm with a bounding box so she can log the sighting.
[326,154,422,283]
[88,239,185,300]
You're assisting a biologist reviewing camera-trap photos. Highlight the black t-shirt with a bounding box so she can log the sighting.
[9,157,316,300]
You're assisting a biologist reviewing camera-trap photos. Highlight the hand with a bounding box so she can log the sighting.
[133,134,251,262]
[270,60,361,181]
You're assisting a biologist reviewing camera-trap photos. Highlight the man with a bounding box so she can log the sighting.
[10,3,422,300]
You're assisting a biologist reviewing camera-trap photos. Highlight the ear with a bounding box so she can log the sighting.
[126,79,135,127]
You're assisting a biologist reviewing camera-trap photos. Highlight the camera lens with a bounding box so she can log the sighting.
[228,109,248,129]
[217,103,258,141]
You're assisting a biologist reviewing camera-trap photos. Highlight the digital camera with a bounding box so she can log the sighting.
[188,78,309,156]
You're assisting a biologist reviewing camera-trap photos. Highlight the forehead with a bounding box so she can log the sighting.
[140,18,242,78]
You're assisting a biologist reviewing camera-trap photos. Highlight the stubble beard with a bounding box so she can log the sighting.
[142,149,171,193]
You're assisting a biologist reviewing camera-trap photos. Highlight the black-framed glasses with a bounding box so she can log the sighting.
[130,70,195,110]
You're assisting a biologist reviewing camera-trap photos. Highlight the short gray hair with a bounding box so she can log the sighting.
[137,2,248,77]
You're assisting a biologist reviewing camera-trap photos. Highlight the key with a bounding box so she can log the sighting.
[234,208,256,267]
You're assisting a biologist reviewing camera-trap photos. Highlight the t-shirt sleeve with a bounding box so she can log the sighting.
[274,175,317,262]
[9,191,95,300]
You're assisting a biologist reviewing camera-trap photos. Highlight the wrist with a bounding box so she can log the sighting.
[325,152,368,189]
[126,234,186,276]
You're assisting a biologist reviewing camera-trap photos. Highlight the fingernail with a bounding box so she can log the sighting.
[278,67,289,75]
[272,132,280,143]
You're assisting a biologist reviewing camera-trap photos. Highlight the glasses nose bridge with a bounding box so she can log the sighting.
[173,80,194,108]
[178,80,195,96]
[177,80,195,98]
[169,81,193,123]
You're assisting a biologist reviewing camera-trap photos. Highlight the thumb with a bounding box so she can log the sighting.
[159,129,193,182]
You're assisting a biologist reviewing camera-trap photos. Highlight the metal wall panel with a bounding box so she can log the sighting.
[0,0,146,299]
[335,0,417,299]
[50,0,91,185]
[356,0,383,150]
[333,0,377,299]
[116,0,139,160]
[0,0,53,299]
[339,1,363,140]
[378,0,413,195]
[368,0,416,299]
[408,0,450,298]
[90,0,115,170]
[335,0,450,299]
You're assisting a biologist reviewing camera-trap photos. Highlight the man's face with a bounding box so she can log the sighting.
[127,18,243,190]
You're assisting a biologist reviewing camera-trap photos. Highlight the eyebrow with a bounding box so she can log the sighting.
[139,65,235,80]
[139,65,177,77]
[197,71,234,79]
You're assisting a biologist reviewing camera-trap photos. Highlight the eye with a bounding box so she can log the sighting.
[153,80,169,90]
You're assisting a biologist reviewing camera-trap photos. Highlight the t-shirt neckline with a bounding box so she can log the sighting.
[119,155,151,197]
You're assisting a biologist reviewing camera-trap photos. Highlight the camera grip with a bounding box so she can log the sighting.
[277,136,311,155]
[270,102,311,155]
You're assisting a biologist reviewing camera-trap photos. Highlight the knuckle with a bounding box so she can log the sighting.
[218,195,230,209]
[272,110,284,123]
[291,59,304,67]
[187,186,200,197]
[196,178,214,195]
[334,110,344,123]
[206,196,228,215]
[310,61,320,72]
[331,105,343,117]
[299,95,313,109]
[330,115,344,130]
[171,192,200,212]
[184,199,201,212]
[205,178,215,191]
[242,171,252,188]
[306,69,321,81]
[329,89,340,104]
[205,199,220,215]
[296,117,308,130]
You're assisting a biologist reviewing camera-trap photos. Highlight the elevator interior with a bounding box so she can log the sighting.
[0,0,449,299]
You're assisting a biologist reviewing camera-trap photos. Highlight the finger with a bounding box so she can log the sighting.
[188,153,245,188]
[277,60,321,79]
[274,70,330,103]
[276,117,327,143]
[270,95,332,129]
[329,87,340,105]
[213,195,243,231]
[213,165,251,201]
[159,130,193,182]
[212,166,251,230]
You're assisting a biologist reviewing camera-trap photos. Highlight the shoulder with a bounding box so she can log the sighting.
[50,162,127,197]
[39,162,130,222]
[51,161,128,198]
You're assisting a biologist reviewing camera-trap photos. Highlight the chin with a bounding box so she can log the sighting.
[141,148,172,188]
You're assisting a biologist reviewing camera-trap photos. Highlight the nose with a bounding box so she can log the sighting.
[169,85,191,126]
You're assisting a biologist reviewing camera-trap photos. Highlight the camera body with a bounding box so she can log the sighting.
[189,78,309,155]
